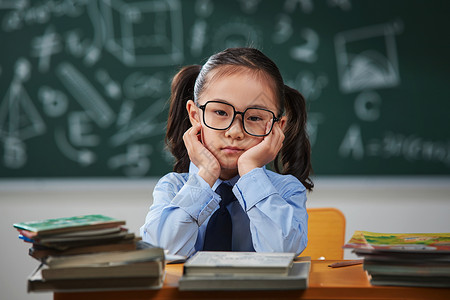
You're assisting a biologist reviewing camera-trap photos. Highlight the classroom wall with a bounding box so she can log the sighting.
[1,177,449,300]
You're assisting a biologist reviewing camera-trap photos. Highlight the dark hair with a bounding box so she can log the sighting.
[165,48,313,191]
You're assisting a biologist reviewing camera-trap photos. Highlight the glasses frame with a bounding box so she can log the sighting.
[197,100,280,137]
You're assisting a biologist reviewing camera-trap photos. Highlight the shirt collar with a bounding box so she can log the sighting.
[189,162,240,190]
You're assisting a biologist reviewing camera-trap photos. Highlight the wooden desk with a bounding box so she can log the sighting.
[54,260,450,300]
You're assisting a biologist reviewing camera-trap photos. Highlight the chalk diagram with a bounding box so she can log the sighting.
[0,0,179,176]
[0,58,46,168]
[336,21,405,161]
[101,0,184,67]
[335,21,403,94]
[212,20,261,50]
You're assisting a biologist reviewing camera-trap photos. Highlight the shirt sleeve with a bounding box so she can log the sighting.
[234,168,308,255]
[140,172,220,257]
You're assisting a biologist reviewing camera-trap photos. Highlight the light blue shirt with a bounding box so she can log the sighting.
[140,163,308,257]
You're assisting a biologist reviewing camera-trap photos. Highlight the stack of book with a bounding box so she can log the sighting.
[344,231,450,288]
[15,214,136,260]
[179,251,310,291]
[13,214,165,292]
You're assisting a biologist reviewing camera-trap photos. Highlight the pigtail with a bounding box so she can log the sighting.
[165,65,202,173]
[275,85,314,191]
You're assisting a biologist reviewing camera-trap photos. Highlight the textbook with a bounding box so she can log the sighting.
[344,231,450,287]
[14,214,126,236]
[28,238,138,260]
[28,245,165,291]
[14,214,133,254]
[28,264,164,292]
[183,251,296,277]
[45,247,165,268]
[15,215,167,292]
[41,260,163,280]
[179,260,310,291]
[344,231,450,252]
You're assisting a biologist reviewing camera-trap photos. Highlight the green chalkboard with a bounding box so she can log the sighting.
[1,0,449,178]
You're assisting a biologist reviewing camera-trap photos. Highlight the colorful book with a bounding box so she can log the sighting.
[344,231,450,288]
[13,214,126,236]
[344,231,450,252]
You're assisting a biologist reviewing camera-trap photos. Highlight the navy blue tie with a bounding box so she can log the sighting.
[203,183,237,251]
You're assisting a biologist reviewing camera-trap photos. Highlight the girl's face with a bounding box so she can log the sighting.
[191,70,281,179]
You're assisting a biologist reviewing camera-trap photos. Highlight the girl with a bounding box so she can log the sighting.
[141,48,313,257]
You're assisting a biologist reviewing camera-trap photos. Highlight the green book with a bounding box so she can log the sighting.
[14,214,125,236]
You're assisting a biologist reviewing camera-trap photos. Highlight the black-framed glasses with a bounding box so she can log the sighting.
[197,101,280,137]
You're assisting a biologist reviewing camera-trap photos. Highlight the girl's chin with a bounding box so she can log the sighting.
[218,160,239,174]
[219,162,239,171]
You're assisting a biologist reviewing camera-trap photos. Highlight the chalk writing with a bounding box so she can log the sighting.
[0,0,448,177]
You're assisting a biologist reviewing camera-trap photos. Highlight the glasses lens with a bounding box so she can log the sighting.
[244,108,274,136]
[203,102,234,130]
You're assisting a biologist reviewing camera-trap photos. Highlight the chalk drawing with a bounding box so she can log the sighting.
[123,71,166,100]
[55,126,96,166]
[339,124,364,160]
[272,14,293,44]
[339,128,450,166]
[30,25,62,73]
[327,0,352,11]
[0,0,28,10]
[95,69,122,100]
[56,62,115,128]
[290,28,319,63]
[1,0,85,32]
[335,21,403,94]
[213,20,260,50]
[68,111,100,147]
[108,143,152,177]
[195,0,213,17]
[284,0,314,14]
[190,20,208,57]
[307,112,324,147]
[101,0,183,66]
[288,71,328,101]
[65,29,96,59]
[0,58,46,168]
[354,90,381,122]
[116,100,135,128]
[2,136,27,168]
[0,58,45,141]
[367,132,450,166]
[83,1,105,66]
[38,86,69,117]
[238,0,262,14]
[109,97,166,147]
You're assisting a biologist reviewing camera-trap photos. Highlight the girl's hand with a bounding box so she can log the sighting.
[238,120,285,177]
[183,123,221,187]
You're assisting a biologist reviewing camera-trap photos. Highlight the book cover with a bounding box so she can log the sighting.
[179,261,310,291]
[344,231,450,252]
[19,226,122,240]
[28,264,164,292]
[14,214,125,236]
[41,260,163,280]
[32,232,136,251]
[45,247,165,268]
[29,239,138,260]
[183,251,296,277]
